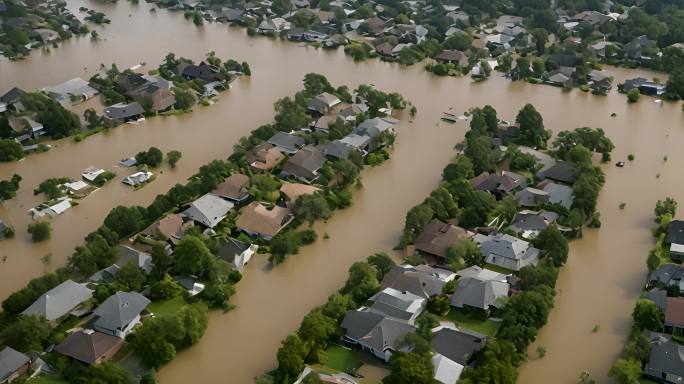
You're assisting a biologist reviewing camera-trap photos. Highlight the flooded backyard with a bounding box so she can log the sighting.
[1,0,683,382]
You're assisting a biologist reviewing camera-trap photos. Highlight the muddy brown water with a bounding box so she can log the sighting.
[1,0,683,382]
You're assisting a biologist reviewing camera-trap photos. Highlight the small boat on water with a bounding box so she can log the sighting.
[616,161,625,167]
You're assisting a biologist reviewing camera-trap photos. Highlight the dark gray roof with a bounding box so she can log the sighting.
[55,330,124,365]
[509,212,549,232]
[0,347,29,382]
[645,335,684,382]
[649,263,683,286]
[104,102,145,120]
[380,265,446,299]
[450,277,509,310]
[0,87,27,104]
[93,292,150,333]
[267,132,306,154]
[116,245,153,274]
[548,53,579,67]
[281,146,326,182]
[324,140,355,160]
[341,310,385,340]
[361,317,416,353]
[537,161,576,184]
[667,220,684,245]
[645,288,668,312]
[354,117,394,138]
[218,237,251,263]
[431,326,486,365]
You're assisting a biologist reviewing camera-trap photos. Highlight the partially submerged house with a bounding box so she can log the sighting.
[21,280,93,322]
[307,92,341,115]
[414,219,472,260]
[182,193,234,228]
[475,233,540,271]
[235,202,294,240]
[104,102,145,123]
[55,330,124,365]
[92,291,150,338]
[122,171,153,187]
[218,237,258,271]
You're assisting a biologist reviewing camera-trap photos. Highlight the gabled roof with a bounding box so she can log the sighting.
[267,132,306,154]
[645,333,684,381]
[236,202,292,238]
[280,181,320,201]
[359,316,416,353]
[368,287,425,321]
[450,277,509,310]
[141,213,184,241]
[282,146,326,182]
[21,280,93,321]
[432,353,464,384]
[218,237,251,264]
[0,87,27,104]
[104,102,145,120]
[478,233,537,261]
[649,263,684,286]
[380,265,453,299]
[455,266,508,283]
[55,330,124,365]
[307,92,341,113]
[0,347,29,382]
[509,212,549,232]
[116,245,153,274]
[212,174,250,202]
[245,143,283,171]
[645,288,668,312]
[415,219,470,259]
[537,161,576,184]
[341,310,385,340]
[182,193,234,228]
[667,220,684,245]
[431,324,487,365]
[538,181,573,208]
[93,292,150,332]
[354,118,395,138]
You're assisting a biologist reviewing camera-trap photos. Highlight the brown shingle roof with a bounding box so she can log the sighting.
[666,297,684,327]
[55,331,124,365]
[212,173,250,201]
[142,213,184,241]
[245,143,284,172]
[415,219,471,258]
[235,202,292,238]
[280,181,321,202]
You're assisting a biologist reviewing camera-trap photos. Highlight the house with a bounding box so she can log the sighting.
[367,287,426,324]
[81,167,106,183]
[471,171,528,197]
[0,87,27,107]
[0,347,29,383]
[182,193,234,228]
[544,68,573,87]
[432,353,464,384]
[434,50,468,67]
[431,324,486,366]
[312,114,341,133]
[621,77,667,96]
[55,330,124,365]
[212,174,250,203]
[340,310,416,362]
[307,92,341,115]
[644,332,684,383]
[380,264,456,299]
[323,140,357,160]
[21,280,93,322]
[589,41,618,58]
[122,171,153,186]
[339,134,372,153]
[173,276,205,296]
[245,143,284,173]
[92,292,150,338]
[516,187,550,207]
[281,146,326,183]
[176,61,224,83]
[104,102,145,122]
[235,202,294,240]
[354,117,395,139]
[476,233,540,271]
[414,219,472,259]
[456,265,509,283]
[8,116,45,140]
[280,181,321,207]
[89,264,120,283]
[218,237,257,270]
[42,199,72,218]
[42,77,98,105]
[666,221,684,246]
[508,211,557,239]
[624,35,656,61]
[450,276,509,312]
[537,180,574,209]
[293,366,358,384]
[536,161,576,184]
[645,288,668,312]
[548,54,580,67]
[140,213,187,244]
[267,132,306,155]
[648,264,684,291]
[671,244,684,263]
[114,72,148,93]
[116,245,153,274]
[129,84,175,112]
[665,297,684,334]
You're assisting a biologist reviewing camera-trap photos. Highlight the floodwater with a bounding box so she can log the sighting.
[0,0,682,382]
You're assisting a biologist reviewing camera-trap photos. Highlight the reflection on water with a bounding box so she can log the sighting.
[0,0,682,382]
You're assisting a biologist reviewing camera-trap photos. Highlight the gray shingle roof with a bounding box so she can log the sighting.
[450,277,509,310]
[354,117,394,138]
[645,334,684,382]
[21,280,93,321]
[267,132,306,154]
[431,325,486,365]
[341,310,385,340]
[182,193,234,228]
[0,347,29,382]
[92,292,150,334]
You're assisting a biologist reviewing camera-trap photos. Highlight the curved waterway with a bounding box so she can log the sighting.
[1,0,683,382]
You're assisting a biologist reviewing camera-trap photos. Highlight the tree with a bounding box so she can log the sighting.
[655,198,677,222]
[627,88,640,103]
[342,262,380,303]
[0,139,24,162]
[150,274,184,300]
[330,159,360,188]
[294,194,332,225]
[632,299,663,331]
[516,104,549,149]
[174,87,196,110]
[136,147,164,167]
[104,206,146,238]
[608,358,642,384]
[442,156,474,181]
[667,67,684,100]
[114,263,147,292]
[276,334,308,383]
[459,340,519,384]
[75,362,134,384]
[151,243,173,279]
[0,174,22,201]
[173,235,214,276]
[271,0,292,16]
[401,204,434,244]
[384,334,434,384]
[442,32,472,50]
[464,135,496,174]
[28,221,51,242]
[166,150,182,168]
[298,309,336,347]
[140,370,159,384]
[20,93,81,138]
[270,231,303,264]
[552,127,614,162]
[0,315,51,352]
[274,97,309,131]
[446,238,482,266]
[506,147,538,173]
[533,225,569,267]
[241,62,251,76]
[367,252,396,280]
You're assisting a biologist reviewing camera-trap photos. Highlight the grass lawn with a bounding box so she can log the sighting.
[483,263,516,275]
[28,375,69,384]
[147,296,188,317]
[446,310,501,337]
[325,344,362,372]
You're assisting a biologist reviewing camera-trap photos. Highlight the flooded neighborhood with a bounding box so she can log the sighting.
[2,0,684,383]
